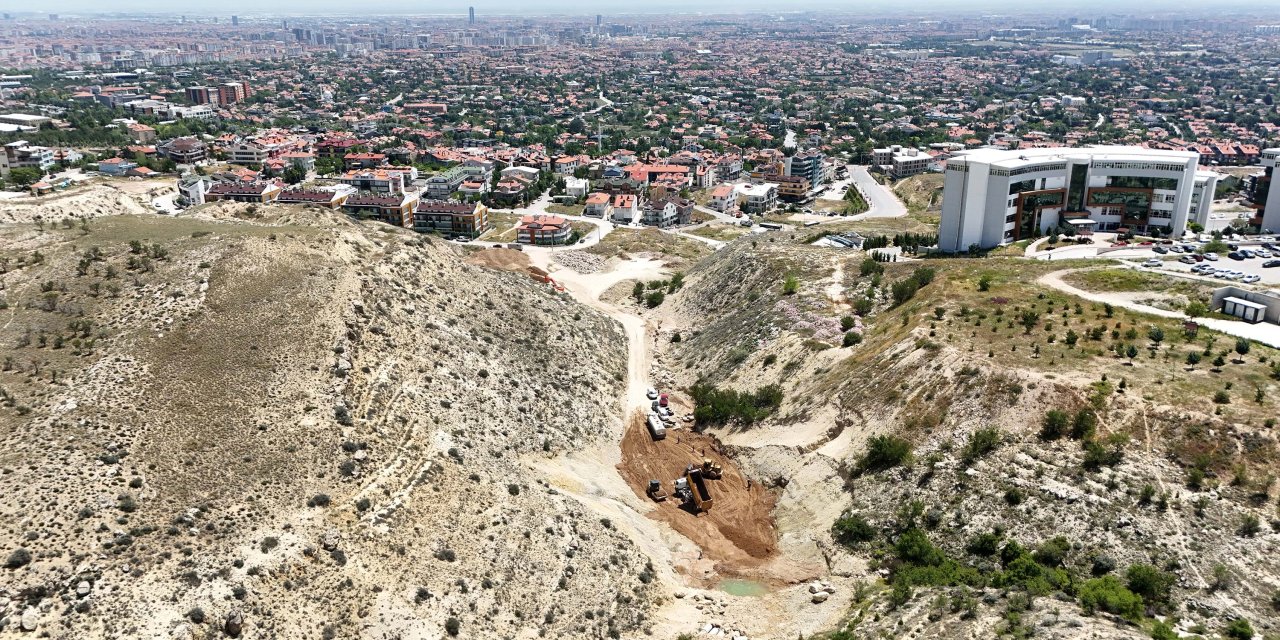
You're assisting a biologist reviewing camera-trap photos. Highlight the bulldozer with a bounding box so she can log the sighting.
[700,458,723,480]
[646,479,668,502]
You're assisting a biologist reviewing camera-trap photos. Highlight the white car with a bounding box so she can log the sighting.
[1256,249,1273,259]
[645,387,658,400]
[1169,245,1184,253]
[1243,274,1262,284]
[1203,253,1219,261]
[1142,259,1162,268]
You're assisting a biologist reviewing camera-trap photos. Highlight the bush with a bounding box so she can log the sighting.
[840,315,856,331]
[308,494,331,508]
[859,257,883,277]
[1082,440,1124,471]
[842,331,863,347]
[859,435,912,473]
[444,617,461,637]
[966,532,1001,557]
[1031,536,1070,568]
[1224,617,1254,640]
[645,291,665,308]
[1077,575,1144,621]
[689,382,783,426]
[782,274,799,295]
[961,427,1001,465]
[1040,409,1069,440]
[1071,409,1097,440]
[832,514,875,547]
[5,547,32,568]
[1125,563,1175,606]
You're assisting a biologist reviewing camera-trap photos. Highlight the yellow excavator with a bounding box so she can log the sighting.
[700,459,723,480]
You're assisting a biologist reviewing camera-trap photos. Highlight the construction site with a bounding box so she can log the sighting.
[616,403,779,583]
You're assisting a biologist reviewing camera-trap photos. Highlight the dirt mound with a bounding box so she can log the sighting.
[616,411,778,575]
[0,183,152,223]
[465,247,531,273]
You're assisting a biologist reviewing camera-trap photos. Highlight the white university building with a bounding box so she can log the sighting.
[938,146,1220,253]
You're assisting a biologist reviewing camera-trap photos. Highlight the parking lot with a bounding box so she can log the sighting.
[1138,243,1280,286]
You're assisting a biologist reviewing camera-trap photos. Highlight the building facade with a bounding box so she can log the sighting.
[938,147,1202,252]
[1258,149,1280,233]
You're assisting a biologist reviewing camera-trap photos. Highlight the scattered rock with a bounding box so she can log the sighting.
[811,591,830,604]
[75,581,91,597]
[224,610,244,637]
[20,607,38,631]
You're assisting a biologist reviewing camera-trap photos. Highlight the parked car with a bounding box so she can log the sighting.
[1228,251,1245,260]
[1203,252,1219,261]
[1263,260,1280,268]
[1153,246,1168,254]
[1242,249,1257,259]
[1228,243,1240,250]
[1263,242,1278,251]
[646,387,658,400]
[1243,274,1262,284]
[1179,255,1196,264]
[1256,249,1273,258]
[1143,258,1162,267]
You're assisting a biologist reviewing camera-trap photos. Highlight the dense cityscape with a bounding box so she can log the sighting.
[1,4,1280,640]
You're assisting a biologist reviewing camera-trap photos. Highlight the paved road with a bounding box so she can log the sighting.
[847,165,907,219]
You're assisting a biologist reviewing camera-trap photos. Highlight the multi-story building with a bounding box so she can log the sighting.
[414,200,490,238]
[1257,149,1280,232]
[425,165,487,199]
[228,142,268,167]
[737,182,778,214]
[158,137,207,164]
[709,184,737,212]
[185,86,211,105]
[342,193,419,228]
[775,175,811,202]
[938,146,1203,252]
[205,181,283,204]
[277,189,349,209]
[335,169,408,195]
[584,192,612,217]
[873,145,934,178]
[641,201,678,228]
[517,214,572,245]
[0,141,54,177]
[785,149,825,191]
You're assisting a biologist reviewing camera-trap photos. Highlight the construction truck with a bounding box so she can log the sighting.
[646,479,667,502]
[683,465,714,512]
[700,459,723,480]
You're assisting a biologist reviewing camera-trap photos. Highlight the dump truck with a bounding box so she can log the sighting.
[646,412,667,440]
[700,458,723,480]
[684,465,713,512]
[647,479,667,502]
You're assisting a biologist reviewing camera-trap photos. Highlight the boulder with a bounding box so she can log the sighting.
[76,581,91,597]
[20,607,38,631]
[811,591,830,604]
[224,610,244,637]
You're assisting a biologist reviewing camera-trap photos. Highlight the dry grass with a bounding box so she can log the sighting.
[587,227,713,268]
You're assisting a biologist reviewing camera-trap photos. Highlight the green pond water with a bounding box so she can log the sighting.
[717,578,769,597]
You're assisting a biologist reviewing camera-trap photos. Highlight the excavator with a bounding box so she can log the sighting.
[700,459,723,480]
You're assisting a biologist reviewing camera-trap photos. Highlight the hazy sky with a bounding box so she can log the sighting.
[13,0,1264,16]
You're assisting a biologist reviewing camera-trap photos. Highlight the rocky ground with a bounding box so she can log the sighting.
[0,202,659,639]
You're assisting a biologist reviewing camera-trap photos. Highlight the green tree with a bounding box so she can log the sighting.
[1077,575,1144,621]
[1019,310,1040,334]
[1041,409,1069,440]
[8,167,41,187]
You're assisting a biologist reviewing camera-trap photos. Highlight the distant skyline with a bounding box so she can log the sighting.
[10,0,1279,17]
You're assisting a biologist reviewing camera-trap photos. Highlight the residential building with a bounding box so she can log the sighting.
[709,183,737,212]
[564,177,589,198]
[775,175,811,202]
[938,146,1202,252]
[873,145,934,178]
[185,86,211,104]
[228,142,268,167]
[344,152,386,170]
[277,189,349,209]
[426,165,486,199]
[641,200,679,228]
[785,149,825,191]
[127,123,156,143]
[205,181,283,203]
[611,193,638,224]
[96,157,137,176]
[737,182,778,214]
[584,192,612,218]
[177,174,209,206]
[0,141,54,177]
[158,137,207,164]
[414,200,490,238]
[517,214,572,245]
[342,193,419,228]
[335,169,408,195]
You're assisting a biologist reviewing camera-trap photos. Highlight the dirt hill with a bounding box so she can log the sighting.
[0,206,657,638]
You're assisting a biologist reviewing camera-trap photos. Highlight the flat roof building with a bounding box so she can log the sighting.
[938,146,1203,253]
[1259,149,1280,233]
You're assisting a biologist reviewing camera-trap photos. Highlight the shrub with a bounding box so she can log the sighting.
[978,274,992,291]
[859,435,912,473]
[1077,575,1144,621]
[1236,338,1251,358]
[966,532,1001,557]
[1071,409,1097,440]
[895,528,945,566]
[444,617,461,637]
[308,494,331,508]
[960,427,1001,465]
[260,537,279,553]
[1040,409,1070,440]
[645,291,665,308]
[187,607,205,623]
[670,332,681,343]
[1125,563,1175,606]
[1082,440,1123,471]
[840,316,856,331]
[1214,390,1231,404]
[1031,536,1070,568]
[782,274,799,295]
[1224,617,1254,640]
[859,258,883,277]
[5,547,32,568]
[842,331,863,347]
[689,382,783,426]
[832,514,875,547]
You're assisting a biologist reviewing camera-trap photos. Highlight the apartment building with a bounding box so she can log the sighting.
[228,142,269,166]
[611,193,638,224]
[873,145,934,178]
[335,169,408,195]
[737,182,778,214]
[414,200,490,238]
[425,165,486,199]
[342,193,419,228]
[205,181,283,204]
[774,175,811,202]
[938,146,1202,252]
[785,149,825,191]
[277,189,349,209]
[583,192,612,218]
[709,184,737,212]
[516,214,572,245]
[641,200,679,228]
[0,141,54,177]
[158,137,207,164]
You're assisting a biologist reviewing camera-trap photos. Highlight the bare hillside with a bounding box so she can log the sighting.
[0,206,658,639]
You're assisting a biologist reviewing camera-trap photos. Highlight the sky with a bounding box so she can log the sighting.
[13,0,1263,16]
